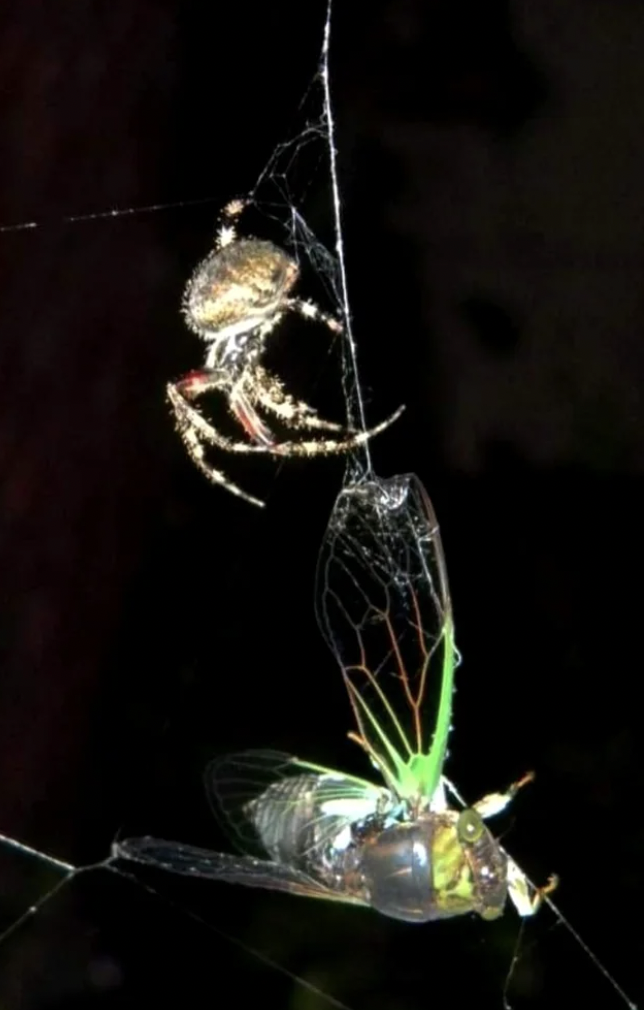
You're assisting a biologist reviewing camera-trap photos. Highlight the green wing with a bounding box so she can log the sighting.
[315,474,458,808]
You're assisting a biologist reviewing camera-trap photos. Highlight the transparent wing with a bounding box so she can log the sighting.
[112,838,365,905]
[205,750,385,859]
[205,751,303,856]
[315,474,458,805]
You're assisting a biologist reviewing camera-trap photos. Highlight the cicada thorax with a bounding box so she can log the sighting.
[358,811,509,923]
[244,775,509,923]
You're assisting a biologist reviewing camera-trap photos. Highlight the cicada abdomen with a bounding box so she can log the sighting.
[244,773,357,878]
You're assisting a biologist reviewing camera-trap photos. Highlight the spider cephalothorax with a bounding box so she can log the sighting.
[167,199,403,507]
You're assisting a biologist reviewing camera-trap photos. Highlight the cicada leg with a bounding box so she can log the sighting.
[507,860,559,917]
[471,770,536,820]
[441,770,535,820]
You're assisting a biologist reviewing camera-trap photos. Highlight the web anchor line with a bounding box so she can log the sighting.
[0,195,228,235]
[321,0,372,481]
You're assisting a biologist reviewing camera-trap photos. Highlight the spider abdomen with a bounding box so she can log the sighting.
[182,238,298,340]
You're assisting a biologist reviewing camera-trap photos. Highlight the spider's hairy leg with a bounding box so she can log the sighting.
[166,381,266,508]
[268,403,406,458]
[216,197,248,250]
[250,365,347,434]
[285,297,343,335]
[175,367,276,447]
[168,381,270,456]
[229,385,276,447]
[174,369,225,399]
[168,384,403,458]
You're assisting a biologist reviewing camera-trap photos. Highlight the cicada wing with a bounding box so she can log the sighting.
[205,750,386,864]
[205,751,303,856]
[112,837,364,905]
[315,474,459,805]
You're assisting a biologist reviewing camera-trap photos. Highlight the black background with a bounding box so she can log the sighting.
[0,1,641,1008]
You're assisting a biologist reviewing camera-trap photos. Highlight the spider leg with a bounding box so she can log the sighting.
[250,365,346,434]
[169,382,403,458]
[167,379,266,507]
[173,369,227,400]
[174,367,276,446]
[267,403,406,458]
[215,197,248,250]
[285,297,343,335]
[168,382,274,456]
[229,386,276,446]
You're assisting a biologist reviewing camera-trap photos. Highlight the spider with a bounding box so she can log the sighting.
[167,199,404,507]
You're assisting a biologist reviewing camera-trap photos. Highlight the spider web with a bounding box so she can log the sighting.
[0,1,639,1009]
[248,9,370,463]
[216,9,393,498]
[0,4,399,1008]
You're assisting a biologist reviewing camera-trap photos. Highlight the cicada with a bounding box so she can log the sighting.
[114,474,554,923]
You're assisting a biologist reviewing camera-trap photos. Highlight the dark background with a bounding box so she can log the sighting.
[0,1,642,1008]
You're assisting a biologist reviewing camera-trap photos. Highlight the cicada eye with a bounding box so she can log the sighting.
[457,809,485,844]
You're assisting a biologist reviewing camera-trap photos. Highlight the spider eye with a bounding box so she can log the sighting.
[457,809,485,844]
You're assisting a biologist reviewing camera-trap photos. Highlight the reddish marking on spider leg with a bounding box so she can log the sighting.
[230,390,275,447]
[176,370,212,400]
